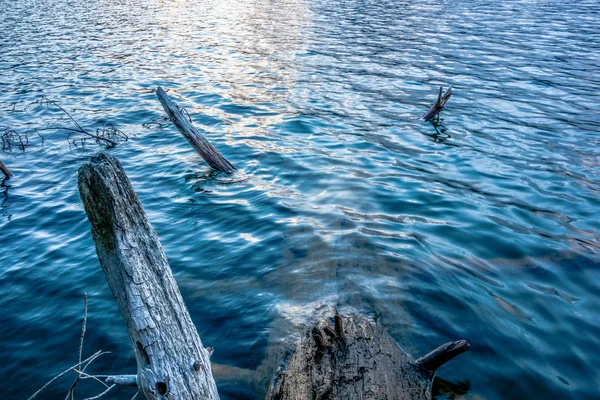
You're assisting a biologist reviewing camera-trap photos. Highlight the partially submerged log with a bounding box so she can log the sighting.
[269,314,469,400]
[422,86,453,121]
[78,152,219,400]
[156,87,236,173]
[0,159,12,178]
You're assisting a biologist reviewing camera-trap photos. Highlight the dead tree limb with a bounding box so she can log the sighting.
[269,314,469,400]
[156,87,236,173]
[0,159,13,178]
[416,340,470,376]
[78,152,219,400]
[422,86,453,121]
[105,375,138,386]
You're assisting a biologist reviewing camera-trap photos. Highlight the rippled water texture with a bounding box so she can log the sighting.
[1,0,599,398]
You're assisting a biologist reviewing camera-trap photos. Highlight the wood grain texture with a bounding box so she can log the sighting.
[156,87,236,173]
[269,314,469,400]
[78,152,219,400]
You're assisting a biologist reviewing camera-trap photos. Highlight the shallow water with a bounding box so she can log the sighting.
[1,0,600,398]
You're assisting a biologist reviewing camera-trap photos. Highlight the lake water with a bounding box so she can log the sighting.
[1,0,599,398]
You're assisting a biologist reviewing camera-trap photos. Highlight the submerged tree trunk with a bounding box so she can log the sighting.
[269,314,469,400]
[0,159,12,178]
[156,87,236,173]
[78,152,219,400]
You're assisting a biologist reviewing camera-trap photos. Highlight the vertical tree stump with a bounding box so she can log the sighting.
[78,152,219,400]
[269,314,469,400]
[156,87,236,173]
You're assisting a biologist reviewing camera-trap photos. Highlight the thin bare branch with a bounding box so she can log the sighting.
[25,97,125,148]
[72,370,110,388]
[82,384,116,400]
[27,351,110,400]
[1,127,30,151]
[66,293,89,400]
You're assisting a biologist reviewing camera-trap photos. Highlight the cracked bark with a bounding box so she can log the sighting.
[78,152,219,400]
[269,314,469,400]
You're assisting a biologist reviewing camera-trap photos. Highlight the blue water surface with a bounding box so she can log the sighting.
[1,0,599,398]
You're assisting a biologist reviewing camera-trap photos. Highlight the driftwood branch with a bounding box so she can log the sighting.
[0,159,12,178]
[78,152,219,400]
[416,340,470,374]
[270,314,469,400]
[422,86,453,121]
[156,87,236,173]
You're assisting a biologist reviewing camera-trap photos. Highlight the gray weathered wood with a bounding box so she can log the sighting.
[156,87,236,173]
[269,314,469,400]
[422,86,453,121]
[78,152,219,400]
[105,375,138,387]
[0,159,12,178]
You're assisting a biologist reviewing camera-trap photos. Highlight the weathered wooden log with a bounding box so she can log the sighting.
[422,86,453,121]
[269,314,469,400]
[0,159,13,178]
[156,87,236,173]
[78,152,219,400]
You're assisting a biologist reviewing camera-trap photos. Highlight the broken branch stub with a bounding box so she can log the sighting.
[0,159,13,178]
[416,340,470,376]
[156,87,236,173]
[78,152,219,400]
[422,86,453,121]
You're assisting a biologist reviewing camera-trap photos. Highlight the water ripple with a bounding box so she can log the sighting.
[1,0,600,399]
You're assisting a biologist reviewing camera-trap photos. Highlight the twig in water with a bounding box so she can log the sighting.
[82,384,116,400]
[1,127,30,151]
[142,115,170,129]
[28,294,139,400]
[73,370,110,388]
[65,293,88,400]
[27,351,110,400]
[28,96,127,148]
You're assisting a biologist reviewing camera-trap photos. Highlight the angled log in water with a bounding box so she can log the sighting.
[0,159,13,178]
[156,87,236,173]
[78,152,219,400]
[269,314,469,400]
[422,86,453,121]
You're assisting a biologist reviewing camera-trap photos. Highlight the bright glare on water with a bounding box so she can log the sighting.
[1,0,599,399]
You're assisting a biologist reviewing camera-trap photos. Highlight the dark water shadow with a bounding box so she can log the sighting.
[1,176,11,208]
[432,377,471,399]
[425,117,453,145]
